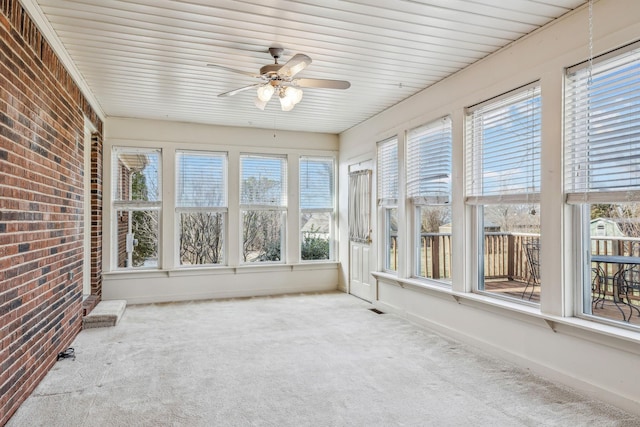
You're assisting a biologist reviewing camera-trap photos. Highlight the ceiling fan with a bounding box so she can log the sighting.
[208,47,351,111]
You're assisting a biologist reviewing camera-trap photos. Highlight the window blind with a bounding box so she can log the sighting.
[565,42,640,203]
[240,154,287,207]
[300,157,334,210]
[466,83,541,204]
[176,151,227,208]
[377,137,398,206]
[406,116,452,205]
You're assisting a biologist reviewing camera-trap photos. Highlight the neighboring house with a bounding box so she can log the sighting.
[589,217,640,256]
[590,218,625,237]
[300,214,330,236]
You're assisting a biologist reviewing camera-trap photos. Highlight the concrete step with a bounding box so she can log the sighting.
[82,300,127,329]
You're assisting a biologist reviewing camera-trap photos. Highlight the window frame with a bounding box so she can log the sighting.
[377,136,399,273]
[299,156,336,262]
[239,153,288,264]
[406,116,453,284]
[175,150,228,267]
[465,82,542,303]
[565,41,640,328]
[111,147,162,270]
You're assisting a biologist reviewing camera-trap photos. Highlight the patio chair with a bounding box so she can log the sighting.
[613,265,640,322]
[591,264,608,308]
[522,241,540,300]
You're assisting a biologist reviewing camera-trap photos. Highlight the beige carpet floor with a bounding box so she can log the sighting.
[7,292,640,427]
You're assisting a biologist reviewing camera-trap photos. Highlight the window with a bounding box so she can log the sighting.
[466,83,541,302]
[240,154,287,263]
[377,137,399,272]
[565,42,640,327]
[112,147,161,269]
[176,151,227,266]
[407,117,452,283]
[300,157,335,261]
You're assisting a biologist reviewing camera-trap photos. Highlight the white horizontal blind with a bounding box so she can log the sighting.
[240,154,287,207]
[466,84,541,204]
[176,151,227,208]
[300,157,334,211]
[407,116,452,205]
[112,147,161,202]
[377,137,398,206]
[565,42,640,203]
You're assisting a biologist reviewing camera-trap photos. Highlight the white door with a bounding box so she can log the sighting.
[350,241,373,301]
[348,163,374,302]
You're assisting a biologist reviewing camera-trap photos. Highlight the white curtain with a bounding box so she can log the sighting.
[349,170,371,243]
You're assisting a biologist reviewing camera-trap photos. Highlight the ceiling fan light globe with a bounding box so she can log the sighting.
[281,86,299,103]
[256,84,274,102]
[280,102,295,112]
[291,87,303,104]
[279,91,295,111]
[254,97,268,110]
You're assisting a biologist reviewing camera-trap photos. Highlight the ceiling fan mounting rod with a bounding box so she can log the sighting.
[268,47,284,63]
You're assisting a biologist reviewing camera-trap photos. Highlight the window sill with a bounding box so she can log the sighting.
[372,272,640,355]
[104,262,339,280]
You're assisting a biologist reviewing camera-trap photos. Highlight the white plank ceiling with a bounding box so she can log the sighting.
[21,0,587,134]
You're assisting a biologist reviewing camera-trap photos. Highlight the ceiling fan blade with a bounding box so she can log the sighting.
[207,64,260,78]
[292,78,351,90]
[277,54,312,78]
[218,84,259,97]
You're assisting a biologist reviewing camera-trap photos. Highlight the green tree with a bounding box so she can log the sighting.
[301,226,330,260]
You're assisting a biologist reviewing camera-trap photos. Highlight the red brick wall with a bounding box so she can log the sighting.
[0,0,103,424]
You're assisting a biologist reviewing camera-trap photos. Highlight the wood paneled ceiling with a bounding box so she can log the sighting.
[21,0,586,134]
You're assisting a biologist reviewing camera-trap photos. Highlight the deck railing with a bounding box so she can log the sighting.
[388,232,640,314]
[389,234,640,281]
[390,232,538,281]
[419,233,453,279]
[483,232,539,282]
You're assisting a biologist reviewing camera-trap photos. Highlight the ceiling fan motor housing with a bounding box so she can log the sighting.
[260,63,283,76]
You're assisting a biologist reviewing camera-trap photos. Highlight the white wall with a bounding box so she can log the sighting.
[339,0,640,414]
[103,117,339,303]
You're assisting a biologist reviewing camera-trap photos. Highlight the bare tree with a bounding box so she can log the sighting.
[420,206,450,233]
[241,176,282,261]
[485,204,540,233]
[180,212,223,264]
